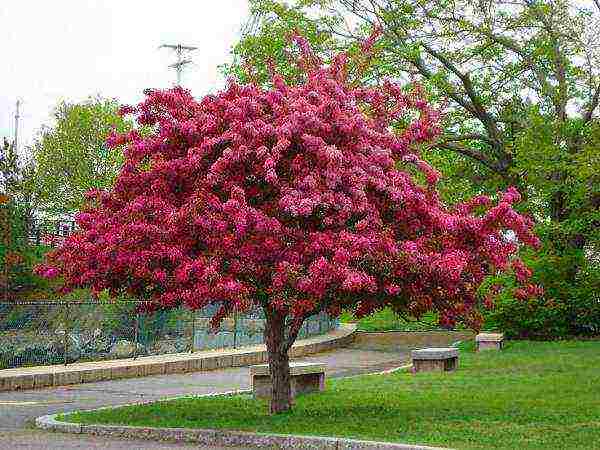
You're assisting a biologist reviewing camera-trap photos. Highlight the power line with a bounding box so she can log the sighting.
[159,44,198,86]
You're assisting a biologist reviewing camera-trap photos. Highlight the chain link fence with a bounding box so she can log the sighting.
[0,301,339,370]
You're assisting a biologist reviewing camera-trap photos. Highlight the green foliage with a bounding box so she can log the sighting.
[482,246,600,339]
[66,340,600,450]
[1,137,47,297]
[229,1,600,338]
[9,244,50,293]
[0,137,40,209]
[0,199,50,296]
[225,1,327,84]
[341,308,440,332]
[479,115,600,339]
[223,0,385,88]
[32,97,131,214]
[513,112,600,250]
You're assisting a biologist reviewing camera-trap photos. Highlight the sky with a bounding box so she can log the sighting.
[0,0,250,155]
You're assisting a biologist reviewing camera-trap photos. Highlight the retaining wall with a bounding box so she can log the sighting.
[0,324,356,392]
[353,330,474,350]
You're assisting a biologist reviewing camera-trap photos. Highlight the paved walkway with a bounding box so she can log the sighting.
[0,347,409,450]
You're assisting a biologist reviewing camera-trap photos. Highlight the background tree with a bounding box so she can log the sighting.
[229,0,599,182]
[1,138,40,219]
[32,97,131,215]
[226,0,600,336]
[39,37,540,413]
[0,138,43,297]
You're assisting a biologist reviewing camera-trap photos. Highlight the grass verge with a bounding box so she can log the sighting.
[340,308,443,332]
[64,340,600,450]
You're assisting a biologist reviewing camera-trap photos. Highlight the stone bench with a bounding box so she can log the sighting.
[250,362,326,399]
[411,348,458,373]
[476,333,504,351]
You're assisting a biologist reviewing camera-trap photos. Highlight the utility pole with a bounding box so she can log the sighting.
[159,44,198,86]
[13,99,21,155]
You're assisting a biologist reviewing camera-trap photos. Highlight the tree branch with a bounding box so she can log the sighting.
[420,43,502,144]
[438,133,494,145]
[584,84,600,123]
[424,9,555,104]
[336,0,505,155]
[434,141,506,174]
[281,303,329,353]
[407,54,478,117]
[523,0,569,121]
[281,315,308,353]
[479,30,555,104]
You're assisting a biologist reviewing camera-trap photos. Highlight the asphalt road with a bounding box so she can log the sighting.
[0,348,408,450]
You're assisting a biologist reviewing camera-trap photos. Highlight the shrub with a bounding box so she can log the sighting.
[483,248,600,339]
[1,201,52,297]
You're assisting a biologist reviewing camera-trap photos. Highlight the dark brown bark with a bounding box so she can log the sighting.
[263,308,293,414]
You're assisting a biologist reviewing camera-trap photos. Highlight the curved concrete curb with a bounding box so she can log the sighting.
[1,324,356,392]
[36,410,449,450]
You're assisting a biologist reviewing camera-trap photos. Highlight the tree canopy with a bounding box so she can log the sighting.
[32,97,131,215]
[39,35,540,412]
[227,0,599,232]
[226,0,600,336]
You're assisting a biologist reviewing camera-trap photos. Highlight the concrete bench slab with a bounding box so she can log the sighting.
[250,362,326,399]
[411,348,458,373]
[476,333,504,351]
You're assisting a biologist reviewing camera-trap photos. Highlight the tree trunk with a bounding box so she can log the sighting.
[263,308,293,414]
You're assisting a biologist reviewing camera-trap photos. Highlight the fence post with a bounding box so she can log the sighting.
[134,311,140,360]
[233,313,238,349]
[63,303,69,366]
[190,310,196,353]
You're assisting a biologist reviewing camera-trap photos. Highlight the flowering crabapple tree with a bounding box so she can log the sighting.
[37,34,541,413]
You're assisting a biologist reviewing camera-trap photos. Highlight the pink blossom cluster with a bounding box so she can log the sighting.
[37,36,541,330]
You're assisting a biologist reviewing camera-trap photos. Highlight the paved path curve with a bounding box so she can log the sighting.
[0,347,408,450]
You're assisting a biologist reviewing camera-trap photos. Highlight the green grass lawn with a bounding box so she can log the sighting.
[65,340,600,450]
[340,308,444,332]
